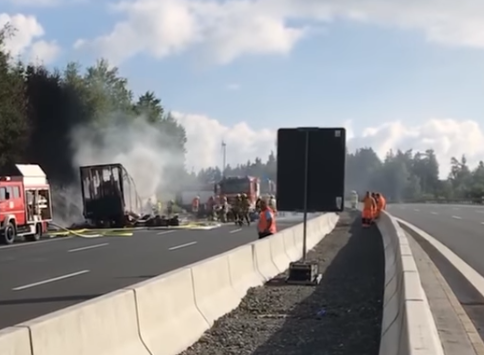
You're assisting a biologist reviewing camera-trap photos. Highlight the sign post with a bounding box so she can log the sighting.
[276,127,346,285]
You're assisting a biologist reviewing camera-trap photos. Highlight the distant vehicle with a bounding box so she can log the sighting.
[0,164,53,245]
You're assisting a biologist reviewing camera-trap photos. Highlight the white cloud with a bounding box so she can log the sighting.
[346,118,484,178]
[0,13,60,64]
[172,111,276,171]
[174,112,484,179]
[29,39,61,63]
[75,0,484,65]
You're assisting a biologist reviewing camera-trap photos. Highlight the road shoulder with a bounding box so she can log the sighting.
[407,231,484,355]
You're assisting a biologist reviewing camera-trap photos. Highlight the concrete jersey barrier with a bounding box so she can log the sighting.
[0,212,339,355]
[376,211,444,355]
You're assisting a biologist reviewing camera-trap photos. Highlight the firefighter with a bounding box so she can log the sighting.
[240,193,251,226]
[206,196,215,221]
[232,194,242,225]
[220,195,228,222]
[255,196,262,213]
[257,199,277,239]
[192,196,200,217]
[362,191,377,227]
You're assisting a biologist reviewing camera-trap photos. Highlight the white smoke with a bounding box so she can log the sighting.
[52,114,185,225]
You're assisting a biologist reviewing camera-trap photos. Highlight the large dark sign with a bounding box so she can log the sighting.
[276,127,346,212]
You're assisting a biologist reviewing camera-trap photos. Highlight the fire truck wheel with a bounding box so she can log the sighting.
[2,222,16,245]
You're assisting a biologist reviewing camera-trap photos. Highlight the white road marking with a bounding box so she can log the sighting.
[157,230,176,235]
[168,241,197,251]
[68,243,108,253]
[414,209,420,212]
[431,212,438,215]
[452,215,462,219]
[0,236,74,250]
[12,270,90,291]
[230,228,242,234]
[396,218,484,299]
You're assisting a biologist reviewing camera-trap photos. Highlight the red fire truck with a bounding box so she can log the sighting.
[216,175,260,206]
[0,164,53,245]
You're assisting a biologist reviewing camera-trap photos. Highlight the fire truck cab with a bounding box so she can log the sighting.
[217,176,260,207]
[0,164,53,245]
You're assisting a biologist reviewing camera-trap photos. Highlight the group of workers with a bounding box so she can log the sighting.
[362,191,386,227]
[190,193,277,238]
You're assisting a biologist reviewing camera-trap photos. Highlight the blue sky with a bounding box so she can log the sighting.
[2,0,484,174]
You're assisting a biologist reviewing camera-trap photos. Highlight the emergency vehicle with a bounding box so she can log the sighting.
[0,164,53,245]
[216,176,260,206]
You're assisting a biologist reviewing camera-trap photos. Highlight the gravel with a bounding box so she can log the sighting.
[179,211,384,355]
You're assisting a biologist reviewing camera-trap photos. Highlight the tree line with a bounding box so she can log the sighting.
[2,25,482,204]
[198,148,484,203]
[0,25,187,188]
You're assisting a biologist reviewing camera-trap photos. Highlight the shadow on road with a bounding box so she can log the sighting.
[252,214,384,355]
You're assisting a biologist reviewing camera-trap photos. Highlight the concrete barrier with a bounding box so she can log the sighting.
[270,230,292,273]
[133,268,210,355]
[0,327,31,355]
[16,289,150,355]
[228,244,265,297]
[191,253,241,326]
[0,212,339,355]
[377,211,444,355]
[253,236,279,280]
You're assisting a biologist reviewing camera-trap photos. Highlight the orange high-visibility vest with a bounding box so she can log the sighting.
[258,208,277,234]
[363,196,375,209]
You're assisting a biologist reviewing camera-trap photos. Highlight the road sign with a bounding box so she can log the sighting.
[276,127,346,277]
[276,127,346,213]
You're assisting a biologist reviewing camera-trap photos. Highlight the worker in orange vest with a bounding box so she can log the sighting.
[376,192,386,218]
[257,199,277,239]
[192,196,200,217]
[362,191,377,227]
[372,192,380,219]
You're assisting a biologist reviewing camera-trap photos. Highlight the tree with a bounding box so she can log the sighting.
[0,25,29,167]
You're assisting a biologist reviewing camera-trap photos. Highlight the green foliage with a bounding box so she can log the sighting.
[1,24,483,203]
[199,146,484,203]
[0,25,187,186]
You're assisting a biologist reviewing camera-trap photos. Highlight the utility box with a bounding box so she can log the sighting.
[276,127,346,212]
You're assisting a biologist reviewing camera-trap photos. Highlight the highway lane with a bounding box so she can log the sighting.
[387,203,484,280]
[0,214,312,329]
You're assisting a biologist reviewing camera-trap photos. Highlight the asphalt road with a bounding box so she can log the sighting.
[0,214,310,329]
[387,203,484,279]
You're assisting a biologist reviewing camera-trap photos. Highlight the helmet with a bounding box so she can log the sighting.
[242,193,247,198]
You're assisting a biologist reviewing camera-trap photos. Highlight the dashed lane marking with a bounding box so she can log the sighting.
[12,270,90,291]
[168,241,197,251]
[68,243,108,253]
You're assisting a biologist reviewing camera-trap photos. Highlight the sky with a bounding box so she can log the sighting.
[1,0,484,178]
